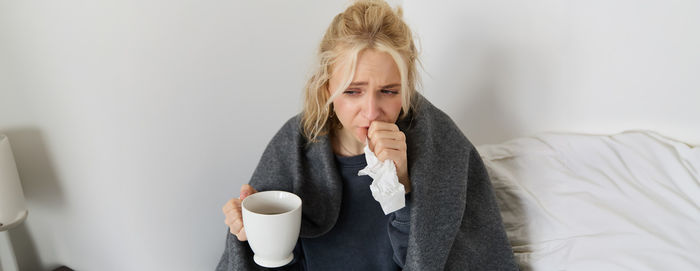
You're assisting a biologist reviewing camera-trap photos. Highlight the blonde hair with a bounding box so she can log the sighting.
[301,0,421,143]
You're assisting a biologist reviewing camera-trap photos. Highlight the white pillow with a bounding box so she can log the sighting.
[477,130,700,271]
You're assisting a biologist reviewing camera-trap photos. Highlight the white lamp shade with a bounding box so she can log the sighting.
[0,134,27,229]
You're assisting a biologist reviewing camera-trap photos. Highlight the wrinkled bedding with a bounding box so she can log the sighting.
[477,130,700,270]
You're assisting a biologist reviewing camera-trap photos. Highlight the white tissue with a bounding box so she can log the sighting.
[358,143,405,214]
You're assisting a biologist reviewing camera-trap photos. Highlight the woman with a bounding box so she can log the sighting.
[217,1,517,270]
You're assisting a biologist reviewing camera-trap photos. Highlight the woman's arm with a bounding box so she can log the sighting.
[216,231,306,271]
[443,147,518,270]
[387,194,411,268]
[216,230,266,271]
[216,117,300,270]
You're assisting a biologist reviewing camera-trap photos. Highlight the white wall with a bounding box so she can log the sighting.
[1,0,346,270]
[1,0,698,270]
[403,0,700,145]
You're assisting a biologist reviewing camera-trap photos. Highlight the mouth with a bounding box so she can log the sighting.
[356,126,370,141]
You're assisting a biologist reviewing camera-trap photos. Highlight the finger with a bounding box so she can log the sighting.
[231,218,244,232]
[222,200,232,213]
[227,217,243,234]
[373,138,406,156]
[368,121,399,139]
[370,130,405,143]
[231,222,243,235]
[224,206,242,224]
[226,217,243,234]
[236,227,248,241]
[376,148,405,164]
[239,184,258,199]
[224,198,240,212]
[371,131,406,154]
[224,204,242,224]
[369,130,403,152]
[227,204,241,220]
[222,199,240,216]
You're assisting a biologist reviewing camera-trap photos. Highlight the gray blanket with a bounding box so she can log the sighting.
[216,94,518,270]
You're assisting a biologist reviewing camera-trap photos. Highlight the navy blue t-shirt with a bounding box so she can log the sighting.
[283,153,410,270]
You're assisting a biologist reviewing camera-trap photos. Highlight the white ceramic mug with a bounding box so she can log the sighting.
[241,190,302,268]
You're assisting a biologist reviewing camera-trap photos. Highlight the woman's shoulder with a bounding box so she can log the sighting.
[413,95,453,122]
[268,114,304,145]
[282,114,303,133]
[406,94,475,149]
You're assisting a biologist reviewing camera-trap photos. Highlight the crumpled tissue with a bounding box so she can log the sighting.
[358,142,405,215]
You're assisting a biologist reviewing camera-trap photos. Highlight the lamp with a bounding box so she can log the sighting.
[0,134,28,271]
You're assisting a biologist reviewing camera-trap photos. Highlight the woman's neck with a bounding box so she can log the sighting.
[331,127,364,157]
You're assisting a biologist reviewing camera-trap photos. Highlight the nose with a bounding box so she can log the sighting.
[362,93,381,121]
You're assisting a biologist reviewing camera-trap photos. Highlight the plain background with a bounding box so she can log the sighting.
[1,0,698,270]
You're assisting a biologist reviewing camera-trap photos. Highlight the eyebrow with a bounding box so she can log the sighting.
[348,82,401,89]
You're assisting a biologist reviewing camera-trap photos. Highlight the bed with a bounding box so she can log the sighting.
[476,130,700,270]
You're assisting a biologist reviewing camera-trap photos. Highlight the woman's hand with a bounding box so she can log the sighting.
[368,121,411,194]
[221,184,258,241]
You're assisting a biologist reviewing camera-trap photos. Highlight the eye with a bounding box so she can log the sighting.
[343,89,361,95]
[381,89,399,95]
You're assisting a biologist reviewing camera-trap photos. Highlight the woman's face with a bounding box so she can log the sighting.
[328,48,403,144]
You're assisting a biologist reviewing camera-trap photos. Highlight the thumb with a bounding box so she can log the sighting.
[239,184,257,199]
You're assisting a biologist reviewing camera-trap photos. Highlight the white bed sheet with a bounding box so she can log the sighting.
[477,130,700,270]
